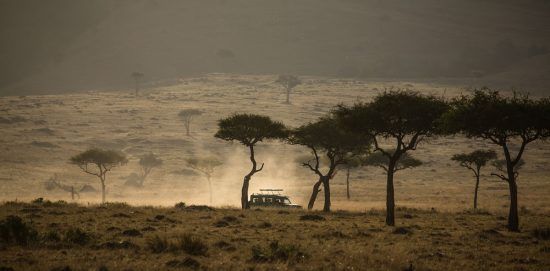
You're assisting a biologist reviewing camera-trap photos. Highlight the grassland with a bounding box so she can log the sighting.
[0,74,549,270]
[0,200,549,271]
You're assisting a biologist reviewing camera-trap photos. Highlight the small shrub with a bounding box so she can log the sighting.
[122,229,142,237]
[174,202,186,209]
[31,198,45,204]
[213,220,229,227]
[0,215,38,246]
[222,216,238,222]
[147,235,169,253]
[64,228,90,245]
[173,234,208,256]
[393,227,413,235]
[43,230,61,242]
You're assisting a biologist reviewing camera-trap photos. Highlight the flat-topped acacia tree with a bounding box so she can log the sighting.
[336,91,448,226]
[340,155,368,200]
[214,114,288,209]
[70,148,127,203]
[138,153,163,187]
[178,109,203,136]
[186,157,223,204]
[276,75,301,104]
[451,150,497,210]
[289,116,370,211]
[444,89,550,231]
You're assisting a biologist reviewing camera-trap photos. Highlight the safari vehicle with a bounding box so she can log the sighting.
[249,189,302,209]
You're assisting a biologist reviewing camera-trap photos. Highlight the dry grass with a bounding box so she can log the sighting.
[0,201,549,270]
[0,74,549,270]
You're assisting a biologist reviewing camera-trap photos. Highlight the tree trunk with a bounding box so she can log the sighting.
[308,178,323,210]
[474,174,480,209]
[100,178,106,204]
[507,174,519,231]
[185,119,190,136]
[241,176,250,209]
[322,176,331,212]
[386,159,396,226]
[346,167,351,200]
[503,146,520,232]
[207,175,213,205]
[71,186,75,200]
[286,88,290,104]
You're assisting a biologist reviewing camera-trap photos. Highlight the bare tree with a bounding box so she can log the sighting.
[178,109,203,136]
[70,148,127,203]
[276,75,301,104]
[186,157,223,204]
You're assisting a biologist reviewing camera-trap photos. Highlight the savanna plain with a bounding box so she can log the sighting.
[0,74,549,270]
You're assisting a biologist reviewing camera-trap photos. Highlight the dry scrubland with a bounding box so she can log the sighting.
[1,74,550,270]
[0,201,550,271]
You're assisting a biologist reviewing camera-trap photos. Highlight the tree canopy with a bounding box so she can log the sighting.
[70,148,128,171]
[215,114,288,146]
[364,151,422,172]
[443,88,550,231]
[451,150,497,173]
[275,75,301,90]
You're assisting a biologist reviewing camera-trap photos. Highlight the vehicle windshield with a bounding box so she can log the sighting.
[284,199,291,204]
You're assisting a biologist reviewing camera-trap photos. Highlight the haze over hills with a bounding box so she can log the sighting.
[1,0,550,95]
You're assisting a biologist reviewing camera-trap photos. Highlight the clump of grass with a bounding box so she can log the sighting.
[250,241,307,263]
[166,257,200,270]
[63,228,91,245]
[0,215,38,246]
[173,234,208,256]
[147,234,208,256]
[147,235,169,253]
[299,214,325,221]
[533,228,550,240]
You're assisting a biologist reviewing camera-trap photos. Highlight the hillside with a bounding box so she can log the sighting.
[2,0,550,95]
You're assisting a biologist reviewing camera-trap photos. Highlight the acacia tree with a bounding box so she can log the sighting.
[289,116,370,211]
[186,157,223,204]
[214,114,287,209]
[70,148,127,203]
[340,155,367,200]
[276,75,301,104]
[443,89,550,231]
[131,72,144,96]
[178,109,202,136]
[138,153,163,187]
[336,91,448,226]
[451,150,497,210]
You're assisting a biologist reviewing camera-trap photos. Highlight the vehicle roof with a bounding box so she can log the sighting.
[251,193,289,198]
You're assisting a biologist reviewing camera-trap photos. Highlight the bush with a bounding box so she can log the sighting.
[64,228,90,245]
[174,202,186,209]
[173,234,208,256]
[0,215,38,246]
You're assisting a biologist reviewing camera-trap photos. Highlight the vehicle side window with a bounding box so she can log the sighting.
[266,198,273,203]
[252,198,258,203]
